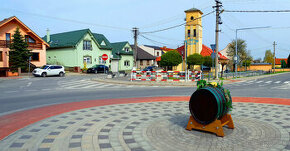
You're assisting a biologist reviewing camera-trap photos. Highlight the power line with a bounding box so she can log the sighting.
[0,8,131,31]
[142,33,184,42]
[224,10,290,13]
[141,11,215,34]
[140,35,175,47]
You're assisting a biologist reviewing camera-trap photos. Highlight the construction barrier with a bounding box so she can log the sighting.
[130,70,202,82]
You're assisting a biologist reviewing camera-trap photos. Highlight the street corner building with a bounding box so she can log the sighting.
[42,29,114,72]
[0,16,49,77]
[111,41,134,72]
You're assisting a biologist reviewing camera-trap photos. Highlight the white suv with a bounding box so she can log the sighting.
[33,65,65,77]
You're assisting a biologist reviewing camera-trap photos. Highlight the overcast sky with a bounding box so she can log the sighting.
[1,0,290,59]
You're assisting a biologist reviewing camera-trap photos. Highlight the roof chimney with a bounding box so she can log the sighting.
[46,28,50,42]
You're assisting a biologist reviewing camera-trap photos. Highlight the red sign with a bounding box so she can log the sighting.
[102,54,108,61]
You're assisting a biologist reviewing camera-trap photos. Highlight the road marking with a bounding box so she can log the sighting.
[27,82,32,87]
[4,91,18,93]
[284,81,290,84]
[274,81,281,84]
[265,81,272,84]
[256,81,263,83]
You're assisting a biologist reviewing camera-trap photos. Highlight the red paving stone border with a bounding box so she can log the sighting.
[0,96,289,140]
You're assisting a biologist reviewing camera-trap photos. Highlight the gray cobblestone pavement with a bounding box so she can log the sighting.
[0,102,289,151]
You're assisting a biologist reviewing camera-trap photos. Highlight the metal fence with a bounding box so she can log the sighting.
[201,70,267,81]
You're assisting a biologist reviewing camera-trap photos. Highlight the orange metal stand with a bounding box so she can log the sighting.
[186,114,234,137]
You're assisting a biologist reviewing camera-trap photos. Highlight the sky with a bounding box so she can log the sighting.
[1,0,290,59]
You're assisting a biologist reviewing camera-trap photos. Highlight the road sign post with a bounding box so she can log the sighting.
[102,54,108,74]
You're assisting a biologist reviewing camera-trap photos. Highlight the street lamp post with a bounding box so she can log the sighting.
[235,26,270,79]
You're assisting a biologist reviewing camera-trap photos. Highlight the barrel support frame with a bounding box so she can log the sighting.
[186,114,234,137]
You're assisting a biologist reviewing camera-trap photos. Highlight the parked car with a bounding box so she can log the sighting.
[87,65,109,74]
[143,66,163,71]
[33,65,65,77]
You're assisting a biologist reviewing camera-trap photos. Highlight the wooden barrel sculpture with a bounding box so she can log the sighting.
[189,86,232,125]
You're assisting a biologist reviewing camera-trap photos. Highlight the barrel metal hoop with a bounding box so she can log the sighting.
[215,88,228,115]
[208,87,223,118]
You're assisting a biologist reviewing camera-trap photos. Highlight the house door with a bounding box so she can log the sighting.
[111,60,118,72]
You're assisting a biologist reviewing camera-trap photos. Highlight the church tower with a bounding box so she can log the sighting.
[185,8,203,56]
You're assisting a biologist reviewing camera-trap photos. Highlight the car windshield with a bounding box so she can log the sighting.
[40,65,50,69]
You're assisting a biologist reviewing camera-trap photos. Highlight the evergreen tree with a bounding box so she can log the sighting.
[9,27,31,72]
[281,60,287,68]
[287,54,290,68]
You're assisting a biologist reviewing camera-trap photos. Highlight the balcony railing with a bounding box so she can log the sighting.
[0,40,42,49]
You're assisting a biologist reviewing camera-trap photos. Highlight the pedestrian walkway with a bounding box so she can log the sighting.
[0,97,289,151]
[225,80,290,89]
[58,79,165,89]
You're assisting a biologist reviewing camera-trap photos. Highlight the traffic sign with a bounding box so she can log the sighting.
[210,44,216,51]
[211,53,216,60]
[102,54,108,61]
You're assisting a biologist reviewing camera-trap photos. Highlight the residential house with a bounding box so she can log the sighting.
[42,29,112,71]
[111,41,134,72]
[131,45,155,70]
[0,16,49,76]
[139,45,164,67]
[275,58,288,68]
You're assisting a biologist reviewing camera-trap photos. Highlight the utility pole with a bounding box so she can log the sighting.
[133,27,139,68]
[213,0,223,79]
[273,41,276,73]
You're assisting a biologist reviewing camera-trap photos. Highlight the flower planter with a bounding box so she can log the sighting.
[7,71,19,77]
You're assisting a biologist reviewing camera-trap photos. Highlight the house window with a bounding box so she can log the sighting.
[191,16,194,20]
[83,40,92,50]
[157,52,160,56]
[124,60,130,66]
[140,60,143,66]
[83,56,92,64]
[31,53,39,61]
[124,47,129,52]
[25,35,36,43]
[6,33,11,41]
[0,51,3,61]
[101,41,106,46]
[188,30,191,37]
[193,29,196,37]
[99,56,106,64]
[147,60,150,65]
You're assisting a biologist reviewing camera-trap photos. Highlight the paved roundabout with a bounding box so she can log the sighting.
[0,98,289,151]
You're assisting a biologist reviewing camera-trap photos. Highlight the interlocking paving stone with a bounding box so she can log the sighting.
[69,142,81,148]
[0,102,289,151]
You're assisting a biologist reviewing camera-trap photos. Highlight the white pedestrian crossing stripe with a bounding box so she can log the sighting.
[226,80,290,90]
[58,80,160,89]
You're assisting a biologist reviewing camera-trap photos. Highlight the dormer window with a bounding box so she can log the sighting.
[124,47,129,52]
[101,41,106,46]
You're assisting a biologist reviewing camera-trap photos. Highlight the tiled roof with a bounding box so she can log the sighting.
[185,8,201,12]
[275,58,287,65]
[1,16,49,46]
[176,45,229,60]
[43,29,112,50]
[143,45,161,50]
[43,29,89,48]
[92,33,112,50]
[0,16,15,27]
[131,45,155,60]
[111,41,133,59]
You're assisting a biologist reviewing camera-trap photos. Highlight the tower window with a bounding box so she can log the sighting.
[191,16,194,20]
[188,30,191,37]
[194,29,196,37]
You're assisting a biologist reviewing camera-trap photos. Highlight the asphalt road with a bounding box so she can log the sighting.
[0,72,289,115]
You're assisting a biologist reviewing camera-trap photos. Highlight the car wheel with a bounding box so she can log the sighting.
[95,70,98,74]
[41,72,47,77]
[59,72,64,77]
